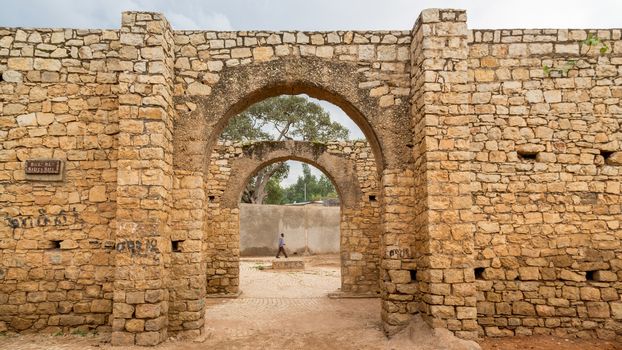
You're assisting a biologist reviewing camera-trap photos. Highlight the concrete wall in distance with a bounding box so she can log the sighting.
[239,203,340,256]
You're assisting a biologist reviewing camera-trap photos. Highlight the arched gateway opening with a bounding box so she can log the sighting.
[203,140,381,297]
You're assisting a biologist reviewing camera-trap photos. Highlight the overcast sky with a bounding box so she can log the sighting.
[2,0,619,189]
[1,0,621,30]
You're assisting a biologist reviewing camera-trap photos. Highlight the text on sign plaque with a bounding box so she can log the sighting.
[25,160,62,175]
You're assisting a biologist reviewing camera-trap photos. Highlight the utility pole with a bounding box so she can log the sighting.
[304,205,310,256]
[304,183,307,202]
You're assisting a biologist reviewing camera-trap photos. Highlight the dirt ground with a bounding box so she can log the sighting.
[480,336,621,350]
[0,254,619,350]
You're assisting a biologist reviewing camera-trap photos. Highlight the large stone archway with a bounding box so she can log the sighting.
[166,27,425,340]
[201,140,380,297]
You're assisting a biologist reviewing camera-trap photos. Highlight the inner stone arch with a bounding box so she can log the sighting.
[204,140,381,296]
[220,141,363,209]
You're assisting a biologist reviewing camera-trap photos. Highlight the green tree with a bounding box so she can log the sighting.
[221,96,349,204]
[241,163,289,204]
[264,177,286,204]
[221,95,349,142]
[282,164,338,204]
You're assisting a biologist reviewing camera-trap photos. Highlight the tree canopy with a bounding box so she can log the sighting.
[281,164,337,204]
[261,163,338,205]
[221,95,349,142]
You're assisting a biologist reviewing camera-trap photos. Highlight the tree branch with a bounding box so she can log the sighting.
[254,162,285,204]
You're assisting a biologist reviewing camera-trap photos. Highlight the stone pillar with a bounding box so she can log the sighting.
[205,205,240,295]
[410,9,477,339]
[379,168,417,335]
[167,170,206,338]
[112,12,176,346]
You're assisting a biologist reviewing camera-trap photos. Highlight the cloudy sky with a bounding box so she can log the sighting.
[2,0,619,188]
[1,0,621,30]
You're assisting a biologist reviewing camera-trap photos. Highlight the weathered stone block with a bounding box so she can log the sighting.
[145,316,167,331]
[136,331,163,346]
[126,292,145,304]
[272,259,304,270]
[252,47,273,61]
[587,302,610,318]
[580,287,601,301]
[7,57,33,70]
[145,289,164,303]
[112,302,134,318]
[33,58,61,71]
[387,270,411,284]
[512,302,535,316]
[125,319,145,333]
[2,70,23,82]
[91,299,112,313]
[518,267,540,281]
[187,82,211,96]
[89,185,108,202]
[135,304,161,319]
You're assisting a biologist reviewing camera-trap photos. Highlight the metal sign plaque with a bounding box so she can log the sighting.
[25,159,62,175]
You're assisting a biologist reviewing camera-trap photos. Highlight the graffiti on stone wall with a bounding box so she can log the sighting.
[388,247,411,259]
[115,238,160,257]
[4,208,79,229]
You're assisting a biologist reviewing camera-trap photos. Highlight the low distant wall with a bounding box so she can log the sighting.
[239,203,340,256]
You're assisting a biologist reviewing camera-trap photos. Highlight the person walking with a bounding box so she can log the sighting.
[276,233,288,258]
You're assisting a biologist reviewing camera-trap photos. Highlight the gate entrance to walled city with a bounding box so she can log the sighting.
[167,51,426,342]
[203,140,381,297]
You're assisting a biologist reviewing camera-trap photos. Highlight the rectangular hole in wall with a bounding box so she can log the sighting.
[517,151,538,161]
[586,270,596,281]
[600,150,614,164]
[208,195,215,202]
[172,240,183,252]
[409,269,417,281]
[368,195,377,202]
[50,240,62,249]
[474,267,485,280]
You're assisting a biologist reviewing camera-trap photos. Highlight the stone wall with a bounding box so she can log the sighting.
[0,8,621,346]
[0,26,119,334]
[468,28,622,339]
[203,140,380,295]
